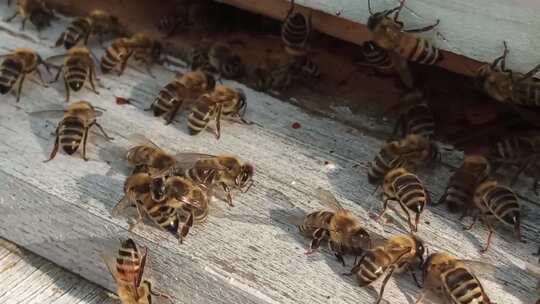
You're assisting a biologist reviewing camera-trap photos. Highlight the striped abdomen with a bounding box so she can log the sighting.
[101,42,130,73]
[65,59,88,91]
[187,99,215,135]
[0,58,22,94]
[58,116,84,155]
[403,103,435,139]
[142,199,180,236]
[439,172,478,213]
[116,239,143,286]
[490,137,533,164]
[397,35,443,65]
[354,248,391,286]
[152,82,182,117]
[443,267,490,304]
[63,17,91,49]
[291,56,320,80]
[298,211,334,235]
[282,12,310,54]
[361,41,393,74]
[480,185,520,228]
[392,173,427,215]
[513,78,540,107]
[367,148,404,185]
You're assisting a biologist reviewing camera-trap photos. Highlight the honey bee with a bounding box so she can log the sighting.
[281,0,312,56]
[437,155,490,214]
[476,41,540,107]
[148,71,216,124]
[488,135,540,185]
[55,10,120,49]
[290,188,371,266]
[466,180,522,252]
[5,0,55,31]
[187,85,250,139]
[253,59,294,92]
[124,134,177,176]
[189,42,244,79]
[367,0,443,65]
[102,238,172,304]
[48,47,99,102]
[0,48,51,102]
[44,101,113,162]
[393,89,436,139]
[289,55,321,82]
[101,33,162,76]
[377,167,430,232]
[416,252,493,304]
[345,234,425,304]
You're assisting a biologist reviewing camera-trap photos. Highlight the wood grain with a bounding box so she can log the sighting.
[0,4,538,304]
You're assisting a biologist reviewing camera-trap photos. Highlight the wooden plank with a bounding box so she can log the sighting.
[0,5,538,304]
[0,238,115,304]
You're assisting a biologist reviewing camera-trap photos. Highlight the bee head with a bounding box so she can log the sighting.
[237,164,254,190]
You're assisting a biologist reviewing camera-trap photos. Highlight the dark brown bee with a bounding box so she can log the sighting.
[345,234,424,304]
[55,10,120,49]
[189,42,244,79]
[416,252,493,304]
[48,47,99,102]
[102,238,172,304]
[101,33,162,76]
[437,155,490,214]
[378,167,430,232]
[187,85,250,139]
[290,55,320,82]
[466,180,522,253]
[0,48,51,102]
[488,135,540,185]
[254,59,293,92]
[476,42,540,107]
[281,0,312,56]
[367,0,443,65]
[393,89,436,139]
[5,0,55,31]
[44,101,113,162]
[148,71,215,124]
[358,41,394,76]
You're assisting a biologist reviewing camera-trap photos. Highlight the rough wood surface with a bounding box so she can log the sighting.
[0,4,538,304]
[0,238,114,304]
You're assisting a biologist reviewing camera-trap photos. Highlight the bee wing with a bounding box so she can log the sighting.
[136,245,148,289]
[28,108,66,120]
[389,51,414,89]
[172,153,222,170]
[458,259,498,279]
[100,242,121,284]
[127,133,162,149]
[111,195,134,217]
[316,187,345,211]
[286,215,307,226]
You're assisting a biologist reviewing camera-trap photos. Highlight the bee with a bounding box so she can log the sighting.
[344,234,425,304]
[171,153,253,207]
[281,0,312,56]
[437,155,490,214]
[5,0,55,31]
[102,238,172,304]
[466,180,522,252]
[101,33,162,76]
[488,135,540,185]
[0,48,51,102]
[367,0,443,65]
[416,252,492,304]
[44,101,113,162]
[253,59,294,92]
[189,42,244,79]
[291,188,371,266]
[393,89,436,139]
[187,85,250,139]
[124,134,177,177]
[377,167,430,232]
[290,55,321,82]
[55,10,120,49]
[148,70,216,124]
[48,47,99,102]
[476,41,540,107]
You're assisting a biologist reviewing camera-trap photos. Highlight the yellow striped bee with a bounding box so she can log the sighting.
[44,101,113,162]
[281,0,312,56]
[476,42,540,107]
[466,180,522,253]
[187,85,250,139]
[101,33,162,76]
[367,0,443,65]
[102,238,172,304]
[55,10,120,49]
[5,0,55,31]
[489,135,540,186]
[0,48,51,102]
[48,47,100,102]
[148,71,215,124]
[345,234,424,304]
[393,89,436,139]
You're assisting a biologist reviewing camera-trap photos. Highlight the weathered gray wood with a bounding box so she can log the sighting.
[0,238,115,304]
[0,4,538,304]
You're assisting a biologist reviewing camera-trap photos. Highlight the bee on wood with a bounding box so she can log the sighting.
[102,238,172,304]
[148,71,215,124]
[416,252,493,304]
[55,10,120,49]
[101,33,162,77]
[281,0,312,57]
[189,42,244,79]
[289,188,371,266]
[393,89,436,139]
[124,133,178,177]
[344,234,424,304]
[466,180,522,253]
[5,0,55,31]
[367,0,443,65]
[437,155,490,214]
[289,55,321,82]
[0,48,51,102]
[44,101,113,162]
[488,135,540,186]
[253,59,294,92]
[476,41,540,107]
[47,47,100,102]
[377,167,430,232]
[187,85,250,139]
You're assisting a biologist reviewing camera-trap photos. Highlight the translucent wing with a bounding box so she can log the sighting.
[172,153,224,171]
[127,133,162,150]
[458,259,498,280]
[28,108,66,120]
[111,196,134,217]
[316,187,344,211]
[100,242,121,284]
[286,215,307,226]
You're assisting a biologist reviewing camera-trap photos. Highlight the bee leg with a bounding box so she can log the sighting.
[4,11,18,22]
[63,74,70,103]
[21,17,28,31]
[480,225,494,253]
[118,51,134,76]
[407,264,422,288]
[179,211,194,244]
[214,104,223,140]
[148,287,173,301]
[43,124,61,163]
[404,19,440,33]
[88,64,100,95]
[518,64,540,82]
[463,214,478,231]
[164,104,181,125]
[328,240,346,266]
[375,266,396,304]
[81,127,90,161]
[343,253,366,276]
[33,68,48,88]
[128,203,145,231]
[396,199,415,232]
[306,228,327,254]
[15,73,26,102]
[90,121,114,141]
[222,183,233,207]
[375,197,389,223]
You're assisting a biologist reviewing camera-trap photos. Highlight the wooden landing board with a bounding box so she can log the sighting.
[0,4,538,304]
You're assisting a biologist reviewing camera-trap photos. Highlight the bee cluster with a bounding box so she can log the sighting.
[1,0,539,303]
